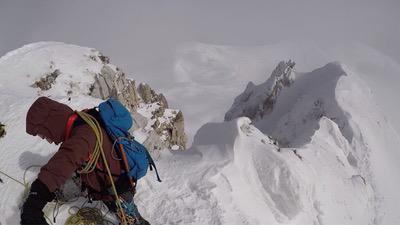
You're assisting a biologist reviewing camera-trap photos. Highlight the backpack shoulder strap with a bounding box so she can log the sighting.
[64,112,78,140]
[64,108,99,141]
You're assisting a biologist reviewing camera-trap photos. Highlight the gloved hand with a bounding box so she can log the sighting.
[21,179,55,225]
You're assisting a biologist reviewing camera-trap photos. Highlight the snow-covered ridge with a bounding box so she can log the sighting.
[0,41,187,154]
[166,42,400,225]
[172,114,374,225]
[222,60,400,224]
[0,42,188,224]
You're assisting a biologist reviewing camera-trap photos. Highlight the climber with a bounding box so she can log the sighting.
[21,96,150,225]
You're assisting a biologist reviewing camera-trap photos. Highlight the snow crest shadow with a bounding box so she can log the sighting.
[256,62,354,148]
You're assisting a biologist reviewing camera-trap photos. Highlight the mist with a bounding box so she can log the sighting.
[0,0,399,89]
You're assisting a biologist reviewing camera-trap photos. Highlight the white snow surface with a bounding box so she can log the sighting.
[0,42,400,225]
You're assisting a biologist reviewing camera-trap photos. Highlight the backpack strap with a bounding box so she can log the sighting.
[64,108,97,140]
[64,112,78,140]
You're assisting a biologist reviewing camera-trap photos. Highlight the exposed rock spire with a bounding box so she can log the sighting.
[225,60,295,121]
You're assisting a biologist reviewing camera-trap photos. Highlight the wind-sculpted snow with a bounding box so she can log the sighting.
[223,61,400,224]
[149,115,375,225]
[136,117,305,224]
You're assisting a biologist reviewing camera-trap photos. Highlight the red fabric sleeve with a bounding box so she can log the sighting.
[38,125,95,192]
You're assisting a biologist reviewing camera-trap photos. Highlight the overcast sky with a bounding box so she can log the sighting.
[0,0,399,88]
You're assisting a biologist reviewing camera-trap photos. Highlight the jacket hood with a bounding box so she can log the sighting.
[26,97,73,144]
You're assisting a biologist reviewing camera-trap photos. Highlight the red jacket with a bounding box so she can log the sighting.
[26,97,122,200]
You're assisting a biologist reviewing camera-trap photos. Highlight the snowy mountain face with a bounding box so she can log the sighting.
[225,60,295,121]
[0,42,186,223]
[160,42,400,225]
[224,60,400,224]
[0,42,186,151]
[1,41,400,225]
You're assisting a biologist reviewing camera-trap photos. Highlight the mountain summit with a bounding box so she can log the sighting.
[0,42,186,154]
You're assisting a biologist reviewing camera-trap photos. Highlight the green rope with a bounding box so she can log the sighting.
[65,206,115,225]
[75,111,128,225]
[65,207,104,225]
[64,198,117,225]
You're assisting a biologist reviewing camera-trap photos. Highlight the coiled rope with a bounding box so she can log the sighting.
[75,111,128,225]
[64,200,117,225]
[66,206,106,225]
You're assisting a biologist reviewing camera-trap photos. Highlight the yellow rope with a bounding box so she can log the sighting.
[75,111,128,225]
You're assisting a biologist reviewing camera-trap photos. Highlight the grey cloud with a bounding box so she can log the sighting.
[0,0,399,88]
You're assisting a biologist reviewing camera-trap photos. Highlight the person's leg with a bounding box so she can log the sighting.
[103,192,150,225]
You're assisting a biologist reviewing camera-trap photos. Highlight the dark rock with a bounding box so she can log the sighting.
[31,69,61,91]
[0,122,5,138]
[98,53,110,64]
[137,83,169,108]
[225,60,295,121]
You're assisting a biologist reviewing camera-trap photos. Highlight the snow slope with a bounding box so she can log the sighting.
[139,115,378,225]
[255,62,400,224]
[0,42,181,224]
[1,42,400,225]
[222,59,400,224]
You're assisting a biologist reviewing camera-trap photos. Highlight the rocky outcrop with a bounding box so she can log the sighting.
[137,83,168,108]
[0,122,5,138]
[26,45,187,155]
[87,53,186,153]
[90,64,140,112]
[142,107,187,158]
[30,69,60,91]
[225,60,295,121]
[149,110,186,149]
[170,111,186,148]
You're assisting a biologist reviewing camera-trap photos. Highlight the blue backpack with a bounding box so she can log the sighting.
[98,99,161,182]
